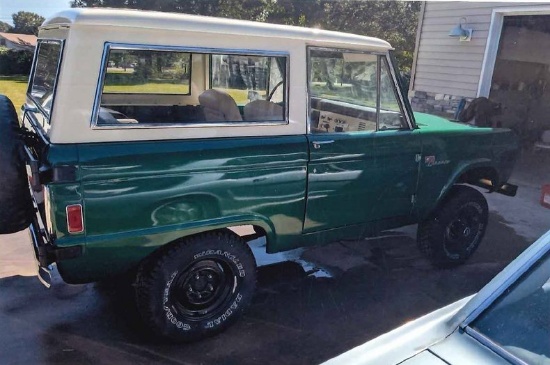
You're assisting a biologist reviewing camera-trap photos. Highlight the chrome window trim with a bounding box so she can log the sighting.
[22,108,50,145]
[383,53,415,130]
[91,120,291,130]
[380,56,412,131]
[27,39,65,125]
[91,42,290,130]
[464,327,529,365]
[306,46,412,136]
[375,55,381,129]
[388,50,417,129]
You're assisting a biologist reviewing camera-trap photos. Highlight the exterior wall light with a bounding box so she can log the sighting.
[449,17,473,42]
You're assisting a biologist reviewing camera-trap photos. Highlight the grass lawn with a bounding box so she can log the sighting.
[0,75,271,116]
[0,75,28,115]
[104,83,190,94]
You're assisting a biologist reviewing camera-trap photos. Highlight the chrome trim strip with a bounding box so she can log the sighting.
[106,43,291,57]
[382,54,414,130]
[92,120,289,130]
[23,108,50,145]
[91,42,112,129]
[91,42,290,130]
[376,55,381,130]
[306,47,313,135]
[464,327,529,365]
[388,50,417,128]
[27,39,65,125]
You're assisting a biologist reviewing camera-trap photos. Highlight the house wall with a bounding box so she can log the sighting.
[409,1,540,117]
[0,37,32,51]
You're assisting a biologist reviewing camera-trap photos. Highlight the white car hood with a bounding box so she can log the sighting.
[321,296,471,365]
[399,350,447,364]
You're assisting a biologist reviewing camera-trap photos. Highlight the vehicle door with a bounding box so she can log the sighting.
[304,48,420,233]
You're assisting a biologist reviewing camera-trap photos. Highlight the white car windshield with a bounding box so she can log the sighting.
[471,251,550,364]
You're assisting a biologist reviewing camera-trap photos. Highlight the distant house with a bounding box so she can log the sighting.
[0,32,37,51]
[409,2,550,133]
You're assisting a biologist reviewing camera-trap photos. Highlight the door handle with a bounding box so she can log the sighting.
[312,140,334,149]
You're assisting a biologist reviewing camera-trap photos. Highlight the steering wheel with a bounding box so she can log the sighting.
[267,81,284,102]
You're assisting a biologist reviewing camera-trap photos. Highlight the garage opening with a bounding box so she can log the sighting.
[490,15,550,149]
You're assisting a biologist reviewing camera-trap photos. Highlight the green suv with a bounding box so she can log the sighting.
[0,8,518,342]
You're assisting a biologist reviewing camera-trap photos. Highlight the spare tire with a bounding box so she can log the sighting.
[0,95,34,234]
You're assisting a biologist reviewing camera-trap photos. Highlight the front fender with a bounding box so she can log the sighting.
[440,158,495,199]
[417,158,495,221]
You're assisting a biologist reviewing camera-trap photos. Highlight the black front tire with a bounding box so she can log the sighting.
[135,231,257,342]
[417,185,488,268]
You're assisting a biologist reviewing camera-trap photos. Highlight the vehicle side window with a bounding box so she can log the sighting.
[95,45,287,127]
[28,40,63,123]
[103,49,191,95]
[308,48,407,133]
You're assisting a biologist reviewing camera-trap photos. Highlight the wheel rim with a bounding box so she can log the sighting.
[443,202,483,259]
[171,259,236,320]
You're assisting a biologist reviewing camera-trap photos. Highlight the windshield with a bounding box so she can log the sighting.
[28,40,63,120]
[471,251,550,364]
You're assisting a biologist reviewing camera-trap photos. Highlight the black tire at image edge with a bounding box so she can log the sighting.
[0,95,34,234]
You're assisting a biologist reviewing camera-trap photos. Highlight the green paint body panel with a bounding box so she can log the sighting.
[47,113,518,284]
[412,112,518,219]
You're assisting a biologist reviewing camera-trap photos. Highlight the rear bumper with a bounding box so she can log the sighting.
[474,179,518,197]
[28,214,83,269]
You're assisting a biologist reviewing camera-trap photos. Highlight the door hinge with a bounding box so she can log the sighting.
[411,194,417,204]
[415,154,422,163]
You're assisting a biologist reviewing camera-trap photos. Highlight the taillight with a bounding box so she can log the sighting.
[66,204,84,233]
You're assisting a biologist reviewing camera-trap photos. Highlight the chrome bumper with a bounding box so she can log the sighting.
[28,215,82,288]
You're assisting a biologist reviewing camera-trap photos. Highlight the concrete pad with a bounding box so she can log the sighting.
[0,230,37,278]
[484,150,550,242]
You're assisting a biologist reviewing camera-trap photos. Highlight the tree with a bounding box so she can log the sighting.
[0,21,12,33]
[321,1,420,72]
[12,11,45,35]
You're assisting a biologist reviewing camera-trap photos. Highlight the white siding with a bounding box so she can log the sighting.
[411,2,537,98]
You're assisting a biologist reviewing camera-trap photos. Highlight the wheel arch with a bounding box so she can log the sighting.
[443,161,499,199]
[421,161,497,221]
[161,214,276,253]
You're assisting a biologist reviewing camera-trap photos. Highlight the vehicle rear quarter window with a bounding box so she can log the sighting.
[95,44,288,128]
[28,40,63,121]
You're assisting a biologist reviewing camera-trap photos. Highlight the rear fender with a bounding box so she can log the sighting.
[58,213,276,284]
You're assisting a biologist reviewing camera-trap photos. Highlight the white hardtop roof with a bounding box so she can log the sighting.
[42,8,392,50]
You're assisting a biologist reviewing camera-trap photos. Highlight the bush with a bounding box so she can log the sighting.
[0,47,33,75]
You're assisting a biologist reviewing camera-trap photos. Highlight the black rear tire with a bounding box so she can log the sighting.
[417,185,488,268]
[135,231,257,342]
[0,95,34,234]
